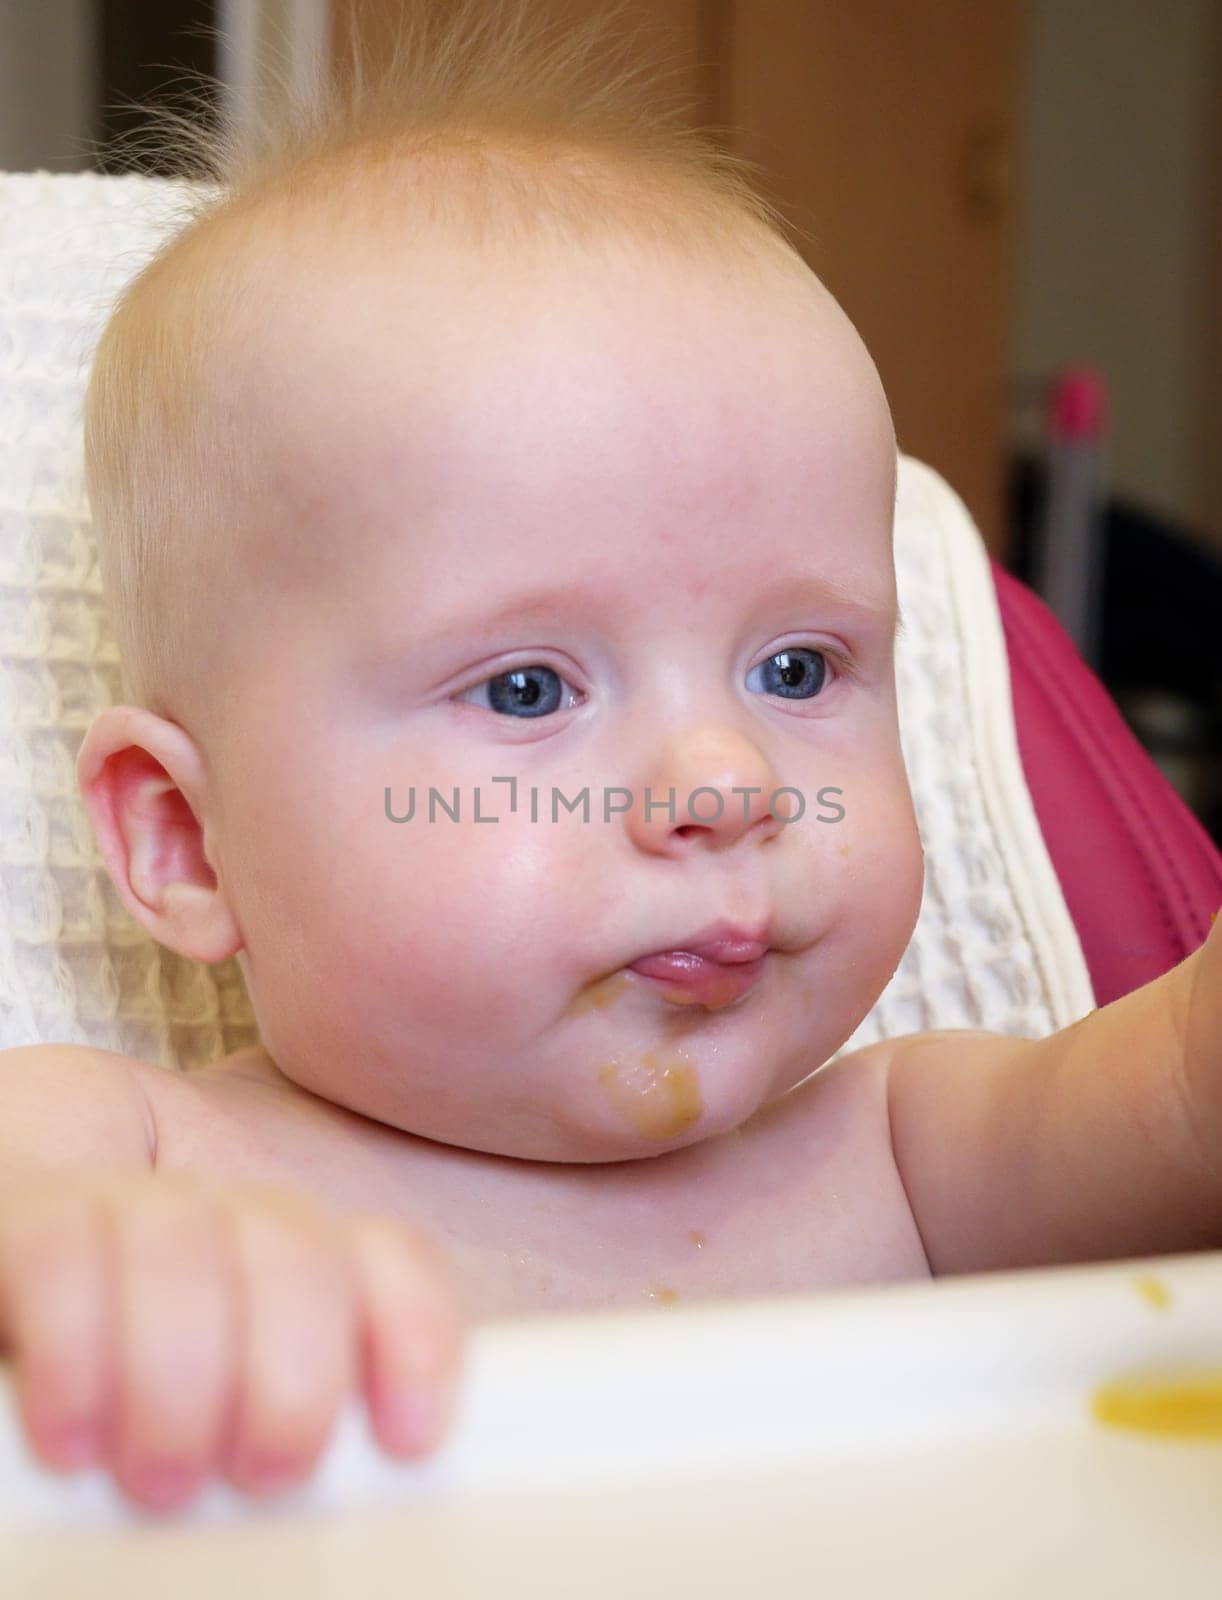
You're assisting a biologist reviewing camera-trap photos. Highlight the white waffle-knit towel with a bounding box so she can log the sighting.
[0,168,1095,1069]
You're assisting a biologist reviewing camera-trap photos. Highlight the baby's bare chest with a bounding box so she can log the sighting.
[141,1045,930,1319]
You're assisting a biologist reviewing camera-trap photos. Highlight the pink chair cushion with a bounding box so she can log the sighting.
[991,557,1222,1007]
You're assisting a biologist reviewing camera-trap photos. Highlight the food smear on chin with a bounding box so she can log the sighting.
[597,1048,703,1139]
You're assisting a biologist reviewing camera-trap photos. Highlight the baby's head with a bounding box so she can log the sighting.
[76,0,924,1164]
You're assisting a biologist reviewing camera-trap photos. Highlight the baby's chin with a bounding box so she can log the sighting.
[404,1092,766,1166]
[404,1010,845,1166]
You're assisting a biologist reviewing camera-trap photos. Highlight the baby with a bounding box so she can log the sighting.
[2,0,1220,1518]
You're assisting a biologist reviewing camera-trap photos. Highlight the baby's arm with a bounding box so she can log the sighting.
[0,1046,466,1513]
[0,1045,157,1184]
[886,912,1222,1274]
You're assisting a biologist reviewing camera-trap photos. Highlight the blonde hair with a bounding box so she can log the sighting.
[83,0,810,732]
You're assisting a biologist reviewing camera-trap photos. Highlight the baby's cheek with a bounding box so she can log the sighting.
[356,812,577,1028]
[787,739,918,952]
[840,764,924,970]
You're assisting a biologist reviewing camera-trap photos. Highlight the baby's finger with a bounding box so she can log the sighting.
[219,1189,357,1497]
[347,1215,467,1458]
[0,1181,112,1471]
[109,1180,234,1512]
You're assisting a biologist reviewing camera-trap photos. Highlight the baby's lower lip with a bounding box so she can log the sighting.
[626,952,766,1008]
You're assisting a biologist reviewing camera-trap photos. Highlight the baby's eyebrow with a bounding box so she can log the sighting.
[361,573,900,677]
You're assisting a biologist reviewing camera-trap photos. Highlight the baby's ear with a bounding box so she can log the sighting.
[75,706,242,965]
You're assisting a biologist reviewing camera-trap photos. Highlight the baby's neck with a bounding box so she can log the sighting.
[171,1040,921,1318]
[201,1044,771,1315]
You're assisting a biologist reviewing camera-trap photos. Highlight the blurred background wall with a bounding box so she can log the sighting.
[2,0,1218,837]
[0,0,96,174]
[1013,0,1221,552]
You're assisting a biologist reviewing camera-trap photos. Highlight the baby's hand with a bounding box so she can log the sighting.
[1183,908,1222,1145]
[0,1170,467,1514]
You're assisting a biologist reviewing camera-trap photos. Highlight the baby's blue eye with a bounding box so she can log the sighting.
[746,647,828,700]
[465,665,567,718]
[460,649,831,718]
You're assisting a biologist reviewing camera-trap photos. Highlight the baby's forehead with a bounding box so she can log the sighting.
[214,219,897,598]
[255,238,882,423]
[230,210,882,413]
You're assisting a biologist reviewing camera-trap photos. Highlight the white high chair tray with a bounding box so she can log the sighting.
[4,1247,1222,1595]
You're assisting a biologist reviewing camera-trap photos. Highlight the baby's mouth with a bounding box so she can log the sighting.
[624,919,772,1010]
[569,921,774,1016]
[626,949,767,1010]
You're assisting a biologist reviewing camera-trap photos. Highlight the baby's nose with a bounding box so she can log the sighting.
[624,725,788,857]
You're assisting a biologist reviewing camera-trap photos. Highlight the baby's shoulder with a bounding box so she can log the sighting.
[128,1046,360,1182]
[129,1046,290,1122]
